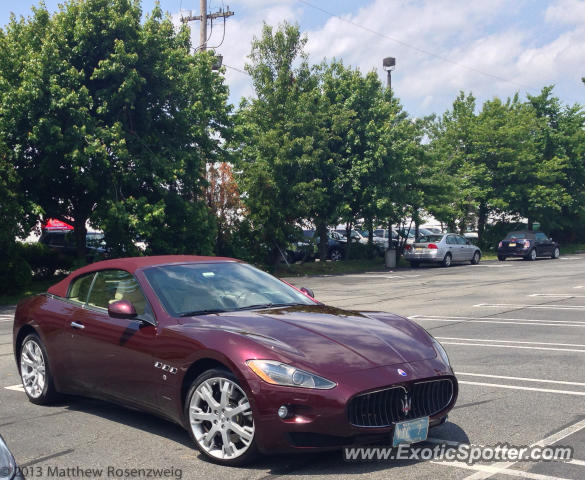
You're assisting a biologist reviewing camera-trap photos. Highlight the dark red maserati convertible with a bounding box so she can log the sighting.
[13,256,457,465]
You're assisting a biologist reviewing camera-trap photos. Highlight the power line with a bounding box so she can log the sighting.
[297,0,536,92]
[224,64,249,75]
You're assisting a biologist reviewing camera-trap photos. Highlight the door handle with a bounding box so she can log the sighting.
[71,321,85,330]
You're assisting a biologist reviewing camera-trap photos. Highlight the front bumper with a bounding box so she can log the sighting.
[246,357,457,453]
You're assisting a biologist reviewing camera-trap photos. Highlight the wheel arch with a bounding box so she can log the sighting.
[180,358,232,410]
[14,324,39,368]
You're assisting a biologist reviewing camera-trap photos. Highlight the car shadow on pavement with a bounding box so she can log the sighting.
[63,397,470,474]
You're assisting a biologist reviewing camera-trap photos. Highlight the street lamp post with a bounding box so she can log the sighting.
[383,57,396,268]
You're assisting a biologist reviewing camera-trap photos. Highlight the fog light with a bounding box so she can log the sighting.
[278,405,289,419]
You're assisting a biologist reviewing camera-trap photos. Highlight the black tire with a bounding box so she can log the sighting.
[470,251,481,265]
[409,261,420,268]
[329,248,343,262]
[525,248,537,261]
[498,255,506,261]
[441,253,452,267]
[18,333,61,405]
[551,247,560,259]
[185,368,258,466]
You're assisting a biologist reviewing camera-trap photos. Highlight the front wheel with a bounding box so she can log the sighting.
[551,247,560,259]
[441,253,452,267]
[329,248,343,261]
[470,251,481,265]
[185,369,258,466]
[525,248,537,261]
[19,333,60,404]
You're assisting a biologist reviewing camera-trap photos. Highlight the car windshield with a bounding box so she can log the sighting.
[144,262,315,317]
[505,232,528,239]
[417,234,444,243]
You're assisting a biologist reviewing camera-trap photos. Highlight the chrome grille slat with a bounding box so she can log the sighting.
[348,378,454,427]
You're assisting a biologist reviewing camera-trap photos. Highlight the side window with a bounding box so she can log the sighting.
[87,270,146,315]
[535,232,547,241]
[446,236,456,245]
[456,236,467,245]
[67,273,96,304]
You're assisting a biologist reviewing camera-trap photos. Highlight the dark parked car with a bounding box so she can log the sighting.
[0,434,24,480]
[497,230,560,261]
[13,256,457,466]
[287,230,346,262]
[39,229,107,261]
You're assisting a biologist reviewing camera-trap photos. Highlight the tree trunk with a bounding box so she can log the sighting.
[387,221,393,250]
[74,217,88,261]
[317,222,328,261]
[477,203,488,244]
[344,221,353,260]
[527,218,534,231]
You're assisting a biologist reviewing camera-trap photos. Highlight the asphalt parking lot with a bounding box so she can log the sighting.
[1,254,585,480]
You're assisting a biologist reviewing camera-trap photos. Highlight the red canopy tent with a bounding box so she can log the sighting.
[43,218,74,231]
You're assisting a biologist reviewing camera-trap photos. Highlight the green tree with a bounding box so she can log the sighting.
[235,22,317,266]
[0,1,230,259]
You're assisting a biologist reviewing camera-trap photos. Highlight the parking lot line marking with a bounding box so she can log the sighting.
[459,381,585,396]
[567,459,585,466]
[474,303,585,310]
[4,384,24,392]
[456,372,585,387]
[435,461,572,480]
[529,294,585,298]
[463,419,585,480]
[410,314,585,325]
[574,286,585,289]
[411,317,585,328]
[442,342,585,353]
[437,337,585,348]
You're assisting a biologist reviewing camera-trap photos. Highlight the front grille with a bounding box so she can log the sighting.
[348,378,454,427]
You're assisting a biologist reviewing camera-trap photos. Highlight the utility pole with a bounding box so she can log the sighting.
[180,1,234,52]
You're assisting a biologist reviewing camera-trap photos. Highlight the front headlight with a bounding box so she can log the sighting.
[246,360,336,389]
[0,436,16,480]
[432,337,451,366]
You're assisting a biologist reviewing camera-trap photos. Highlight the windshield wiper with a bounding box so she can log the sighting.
[236,302,301,311]
[179,308,227,317]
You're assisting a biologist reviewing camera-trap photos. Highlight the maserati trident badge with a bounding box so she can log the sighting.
[397,368,407,376]
[401,393,412,415]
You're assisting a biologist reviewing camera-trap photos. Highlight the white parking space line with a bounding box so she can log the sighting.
[456,372,585,387]
[410,316,585,328]
[567,459,585,466]
[437,337,585,348]
[410,315,585,325]
[441,342,585,353]
[474,303,585,310]
[459,381,585,396]
[463,419,585,480]
[529,294,585,298]
[4,384,24,392]
[574,286,585,289]
[439,462,571,480]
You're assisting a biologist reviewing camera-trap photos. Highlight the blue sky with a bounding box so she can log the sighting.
[2,0,585,117]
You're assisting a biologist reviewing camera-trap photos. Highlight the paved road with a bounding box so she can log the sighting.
[1,255,584,479]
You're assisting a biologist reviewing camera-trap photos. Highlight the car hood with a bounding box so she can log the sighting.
[181,304,436,374]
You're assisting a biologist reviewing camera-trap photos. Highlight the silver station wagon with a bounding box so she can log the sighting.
[403,233,482,267]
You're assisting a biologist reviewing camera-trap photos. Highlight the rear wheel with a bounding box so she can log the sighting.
[551,247,560,259]
[19,334,60,405]
[441,253,452,267]
[185,368,258,466]
[409,261,420,268]
[470,251,481,265]
[498,255,506,261]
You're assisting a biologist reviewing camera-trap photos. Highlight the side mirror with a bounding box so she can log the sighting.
[300,287,315,298]
[108,299,137,319]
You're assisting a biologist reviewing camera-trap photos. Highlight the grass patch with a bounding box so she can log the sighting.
[277,257,388,277]
[0,277,63,306]
[561,243,585,254]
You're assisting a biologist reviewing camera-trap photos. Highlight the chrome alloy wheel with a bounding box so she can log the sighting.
[20,339,46,398]
[189,377,255,460]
